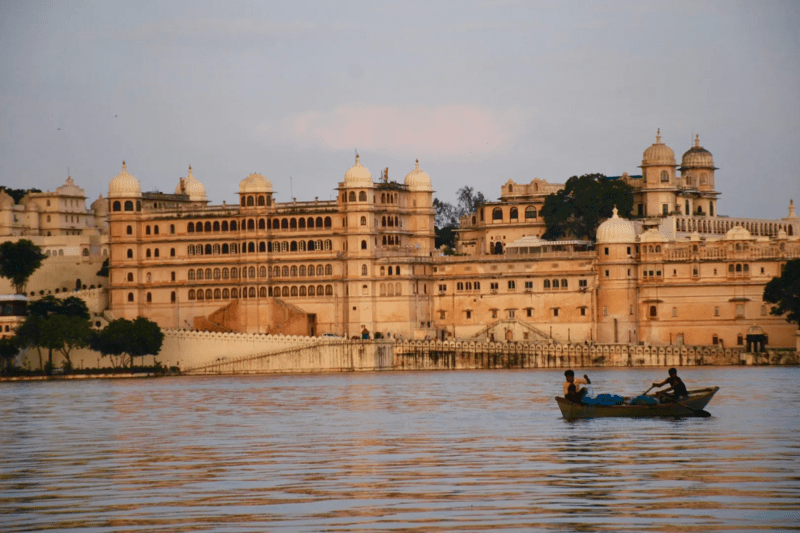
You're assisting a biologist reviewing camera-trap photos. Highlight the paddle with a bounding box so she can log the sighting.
[659,394,711,418]
[642,385,655,396]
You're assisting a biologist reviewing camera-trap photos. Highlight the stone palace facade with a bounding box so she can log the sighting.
[104,133,800,350]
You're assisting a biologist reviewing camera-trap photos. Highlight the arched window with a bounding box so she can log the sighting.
[222,221,228,231]
[326,285,333,296]
[492,208,503,221]
[650,305,657,317]
[273,266,280,277]
[204,222,211,232]
[552,279,559,288]
[171,291,176,302]
[145,226,151,235]
[230,221,237,231]
[127,249,133,259]
[214,268,221,279]
[126,225,133,235]
[248,267,255,278]
[248,219,255,230]
[231,268,239,279]
[282,287,289,297]
[361,240,367,250]
[298,218,305,229]
[317,265,324,276]
[324,240,332,250]
[214,289,221,299]
[259,219,266,230]
[249,287,256,298]
[561,279,568,288]
[196,269,203,280]
[349,191,356,202]
[281,219,288,229]
[359,191,367,201]
[298,241,306,252]
[324,217,332,228]
[260,287,267,297]
[187,223,195,233]
[188,289,196,300]
[290,218,297,229]
[661,170,669,182]
[127,272,134,282]
[544,280,550,289]
[307,265,315,277]
[362,264,368,276]
[195,222,203,232]
[113,201,121,211]
[282,266,289,277]
[290,241,297,252]
[124,200,133,211]
[361,216,367,226]
[222,244,229,254]
[205,244,212,255]
[259,266,267,277]
[510,207,518,220]
[127,292,134,302]
[213,244,220,254]
[222,289,230,299]
[146,292,152,303]
[188,246,195,256]
[154,249,160,258]
[247,196,254,206]
[197,290,204,300]
[222,268,229,279]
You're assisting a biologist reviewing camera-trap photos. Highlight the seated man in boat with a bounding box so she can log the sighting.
[563,370,591,403]
[652,368,689,400]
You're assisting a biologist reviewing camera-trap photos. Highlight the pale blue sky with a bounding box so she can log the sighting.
[1,0,798,219]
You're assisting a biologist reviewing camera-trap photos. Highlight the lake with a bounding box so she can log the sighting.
[1,366,799,532]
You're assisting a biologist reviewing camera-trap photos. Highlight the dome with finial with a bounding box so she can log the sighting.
[404,159,432,192]
[642,129,676,167]
[108,161,142,198]
[239,172,273,194]
[596,207,637,244]
[91,194,108,215]
[343,154,373,187]
[174,165,207,201]
[681,134,715,170]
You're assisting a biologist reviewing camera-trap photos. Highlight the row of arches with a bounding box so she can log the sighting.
[239,195,270,207]
[342,191,369,202]
[112,200,141,212]
[185,240,334,256]
[186,216,333,233]
[677,217,794,236]
[187,284,335,300]
[379,283,402,296]
[490,206,539,222]
[187,264,334,280]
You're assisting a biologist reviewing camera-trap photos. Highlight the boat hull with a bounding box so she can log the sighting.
[556,387,720,419]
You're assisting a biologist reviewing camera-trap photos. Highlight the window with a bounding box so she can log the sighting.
[359,191,367,202]
[438,284,447,293]
[491,309,498,319]
[126,225,132,235]
[581,307,587,316]
[661,170,669,182]
[490,282,499,291]
[662,204,669,215]
[649,305,657,318]
[127,272,134,282]
[714,307,719,317]
[509,207,518,220]
[127,249,133,259]
[553,308,559,317]
[362,264,368,276]
[127,292,134,302]
[507,309,516,319]
[736,304,744,318]
[492,208,503,221]
[361,216,366,226]
[604,247,609,256]
[524,281,533,290]
[361,240,367,250]
[526,308,533,317]
[579,279,587,288]
[507,280,516,290]
[466,310,472,319]
[525,206,537,219]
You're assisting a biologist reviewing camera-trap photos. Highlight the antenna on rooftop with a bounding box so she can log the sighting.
[290,176,293,200]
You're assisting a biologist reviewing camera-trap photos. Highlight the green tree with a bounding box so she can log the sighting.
[540,174,634,241]
[16,296,92,372]
[0,337,19,375]
[91,317,164,369]
[763,259,800,327]
[0,240,47,294]
[0,187,42,204]
[434,186,486,249]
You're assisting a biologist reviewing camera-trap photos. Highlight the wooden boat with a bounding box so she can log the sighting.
[556,387,720,419]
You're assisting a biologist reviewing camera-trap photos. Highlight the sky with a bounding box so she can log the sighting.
[1,0,798,220]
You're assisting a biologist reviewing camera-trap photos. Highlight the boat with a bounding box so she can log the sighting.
[556,387,720,419]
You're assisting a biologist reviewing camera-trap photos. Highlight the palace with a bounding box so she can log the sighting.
[103,133,800,349]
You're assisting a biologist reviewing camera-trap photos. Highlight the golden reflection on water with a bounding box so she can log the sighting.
[1,368,799,532]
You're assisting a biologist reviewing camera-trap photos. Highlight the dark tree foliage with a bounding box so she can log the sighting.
[91,317,164,368]
[0,240,47,294]
[16,296,92,371]
[0,186,42,204]
[540,174,634,241]
[97,258,109,277]
[763,259,800,327]
[434,186,486,249]
[0,337,19,374]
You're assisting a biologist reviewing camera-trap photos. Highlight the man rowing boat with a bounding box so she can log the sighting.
[563,370,591,403]
[652,368,688,400]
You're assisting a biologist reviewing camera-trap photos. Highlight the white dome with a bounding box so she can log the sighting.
[109,162,142,198]
[725,225,752,241]
[239,173,273,194]
[174,166,207,202]
[343,154,373,187]
[639,228,667,243]
[91,195,108,214]
[596,207,636,244]
[642,129,676,167]
[404,159,432,192]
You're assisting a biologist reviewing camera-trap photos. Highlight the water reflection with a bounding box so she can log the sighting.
[1,368,799,531]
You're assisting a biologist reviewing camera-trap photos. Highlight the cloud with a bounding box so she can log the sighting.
[258,105,527,159]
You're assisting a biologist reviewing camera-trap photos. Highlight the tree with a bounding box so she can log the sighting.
[763,259,800,327]
[540,174,634,241]
[0,337,19,375]
[16,296,92,372]
[91,317,164,369]
[434,186,486,249]
[0,240,47,294]
[0,187,42,204]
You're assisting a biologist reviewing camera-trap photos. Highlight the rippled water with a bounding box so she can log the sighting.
[1,367,799,532]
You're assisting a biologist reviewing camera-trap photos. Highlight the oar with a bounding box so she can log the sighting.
[642,385,655,396]
[660,395,711,418]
